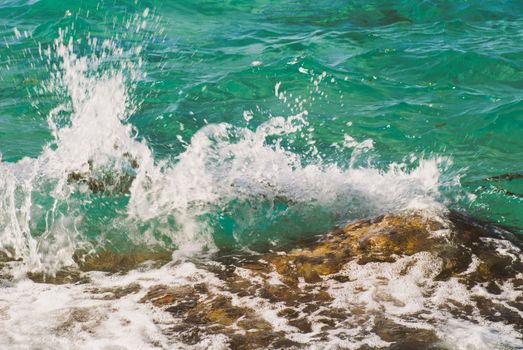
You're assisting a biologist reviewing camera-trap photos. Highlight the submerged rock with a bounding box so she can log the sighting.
[66,152,139,194]
[74,249,172,273]
[8,212,522,349]
[135,212,523,349]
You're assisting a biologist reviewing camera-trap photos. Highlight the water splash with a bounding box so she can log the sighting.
[0,28,457,274]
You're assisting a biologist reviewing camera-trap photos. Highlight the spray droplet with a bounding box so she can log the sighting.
[243,110,253,123]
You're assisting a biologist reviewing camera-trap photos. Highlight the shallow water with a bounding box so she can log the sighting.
[0,1,522,349]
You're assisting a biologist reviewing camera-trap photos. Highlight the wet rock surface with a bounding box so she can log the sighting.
[136,212,523,349]
[4,211,522,349]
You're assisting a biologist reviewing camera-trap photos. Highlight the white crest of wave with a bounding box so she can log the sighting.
[129,115,447,222]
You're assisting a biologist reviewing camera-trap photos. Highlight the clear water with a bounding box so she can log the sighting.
[0,0,522,268]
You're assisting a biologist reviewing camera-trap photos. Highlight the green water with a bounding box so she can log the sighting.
[1,0,522,259]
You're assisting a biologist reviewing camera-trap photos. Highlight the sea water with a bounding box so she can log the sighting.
[0,1,522,349]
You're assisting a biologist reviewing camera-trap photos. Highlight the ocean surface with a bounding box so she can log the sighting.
[0,1,522,349]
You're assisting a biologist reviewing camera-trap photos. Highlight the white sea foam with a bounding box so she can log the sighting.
[1,232,521,350]
[324,251,523,350]
[0,263,190,349]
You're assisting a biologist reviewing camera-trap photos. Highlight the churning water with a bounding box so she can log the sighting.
[0,1,522,349]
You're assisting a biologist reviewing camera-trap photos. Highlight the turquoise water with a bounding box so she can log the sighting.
[1,0,522,268]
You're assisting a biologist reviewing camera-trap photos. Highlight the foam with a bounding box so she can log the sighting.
[325,250,523,350]
[0,259,227,349]
[0,275,167,349]
[440,319,523,350]
[1,229,522,349]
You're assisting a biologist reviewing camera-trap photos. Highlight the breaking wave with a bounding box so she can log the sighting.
[0,28,459,274]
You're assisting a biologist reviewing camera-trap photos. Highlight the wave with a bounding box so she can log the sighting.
[0,28,459,274]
